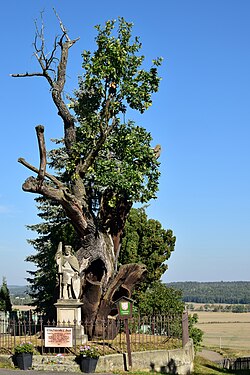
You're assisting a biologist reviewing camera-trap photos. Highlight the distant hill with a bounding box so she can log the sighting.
[8,285,32,305]
[8,282,250,305]
[166,281,250,304]
[8,285,28,296]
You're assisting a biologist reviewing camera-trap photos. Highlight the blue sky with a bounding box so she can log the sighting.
[1,0,250,285]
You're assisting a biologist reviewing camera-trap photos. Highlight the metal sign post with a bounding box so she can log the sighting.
[124,318,132,368]
[115,297,134,369]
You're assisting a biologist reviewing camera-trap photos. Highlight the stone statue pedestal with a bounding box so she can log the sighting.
[54,299,88,344]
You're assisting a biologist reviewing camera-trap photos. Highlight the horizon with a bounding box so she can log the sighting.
[8,280,250,288]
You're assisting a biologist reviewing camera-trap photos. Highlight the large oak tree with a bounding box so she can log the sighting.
[13,15,167,336]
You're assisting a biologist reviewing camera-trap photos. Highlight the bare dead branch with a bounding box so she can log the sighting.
[11,11,79,151]
[18,157,64,189]
[46,36,59,71]
[36,125,46,181]
[53,8,70,42]
[11,72,44,78]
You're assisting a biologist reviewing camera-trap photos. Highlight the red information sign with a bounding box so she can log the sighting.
[45,327,73,347]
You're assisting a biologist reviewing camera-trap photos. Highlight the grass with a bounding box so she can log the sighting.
[193,356,228,374]
[193,355,250,375]
[0,356,14,369]
[114,356,250,375]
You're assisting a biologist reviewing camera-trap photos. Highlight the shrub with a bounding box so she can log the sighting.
[14,342,34,354]
[79,345,100,358]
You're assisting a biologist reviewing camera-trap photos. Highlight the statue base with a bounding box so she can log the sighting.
[54,299,88,344]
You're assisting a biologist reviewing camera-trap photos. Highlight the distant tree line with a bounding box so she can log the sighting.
[187,303,250,313]
[166,281,250,304]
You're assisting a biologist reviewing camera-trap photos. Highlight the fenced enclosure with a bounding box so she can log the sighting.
[0,313,188,356]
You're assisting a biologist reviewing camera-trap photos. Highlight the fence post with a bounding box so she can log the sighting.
[73,319,77,353]
[124,318,132,369]
[40,318,44,355]
[182,311,189,347]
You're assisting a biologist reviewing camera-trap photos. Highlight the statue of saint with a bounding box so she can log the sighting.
[55,242,81,300]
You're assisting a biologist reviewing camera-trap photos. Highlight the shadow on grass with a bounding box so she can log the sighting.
[203,363,231,373]
[150,358,178,374]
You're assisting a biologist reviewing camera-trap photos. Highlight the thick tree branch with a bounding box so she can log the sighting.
[36,125,46,181]
[18,122,88,234]
[105,263,147,300]
[21,175,88,234]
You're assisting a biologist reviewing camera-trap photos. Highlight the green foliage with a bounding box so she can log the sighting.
[55,17,163,210]
[188,313,204,352]
[120,207,175,292]
[73,17,162,118]
[82,122,160,203]
[79,345,100,358]
[14,342,34,354]
[136,282,204,351]
[0,277,12,313]
[137,281,184,315]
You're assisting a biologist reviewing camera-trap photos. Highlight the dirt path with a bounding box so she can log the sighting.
[199,349,224,364]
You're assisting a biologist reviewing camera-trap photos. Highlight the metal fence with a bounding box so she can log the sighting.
[223,357,250,371]
[0,312,188,355]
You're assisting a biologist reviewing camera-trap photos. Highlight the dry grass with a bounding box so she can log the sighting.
[196,311,250,351]
[0,332,182,356]
[90,333,181,356]
[196,311,250,323]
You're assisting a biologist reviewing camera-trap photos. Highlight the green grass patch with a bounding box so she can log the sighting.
[0,355,14,369]
[193,355,250,375]
[193,355,228,374]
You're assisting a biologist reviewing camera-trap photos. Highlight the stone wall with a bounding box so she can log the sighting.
[2,339,194,374]
[96,340,194,374]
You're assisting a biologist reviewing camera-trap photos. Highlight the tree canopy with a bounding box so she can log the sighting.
[120,207,176,293]
[137,281,184,315]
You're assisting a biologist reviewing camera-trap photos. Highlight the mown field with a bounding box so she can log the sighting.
[196,310,250,351]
